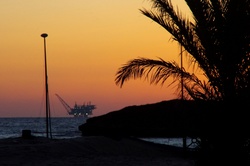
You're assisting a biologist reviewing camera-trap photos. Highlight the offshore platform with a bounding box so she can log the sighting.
[55,94,96,118]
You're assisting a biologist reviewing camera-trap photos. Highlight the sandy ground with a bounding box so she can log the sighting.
[0,136,197,166]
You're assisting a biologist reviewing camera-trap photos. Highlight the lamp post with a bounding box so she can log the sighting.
[41,33,52,138]
[180,45,187,150]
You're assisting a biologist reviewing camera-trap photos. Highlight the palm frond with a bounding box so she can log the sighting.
[115,57,182,88]
[140,1,208,81]
[176,73,222,101]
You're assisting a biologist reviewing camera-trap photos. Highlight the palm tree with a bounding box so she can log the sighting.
[115,0,250,165]
[116,0,250,102]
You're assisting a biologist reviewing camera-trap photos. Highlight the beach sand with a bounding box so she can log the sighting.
[0,136,196,166]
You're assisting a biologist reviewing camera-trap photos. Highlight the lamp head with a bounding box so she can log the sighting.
[41,33,48,38]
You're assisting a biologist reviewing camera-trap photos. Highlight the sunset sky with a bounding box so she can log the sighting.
[0,0,197,117]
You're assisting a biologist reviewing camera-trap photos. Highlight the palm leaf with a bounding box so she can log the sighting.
[115,57,181,87]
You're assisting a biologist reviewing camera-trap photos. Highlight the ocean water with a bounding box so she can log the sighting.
[0,117,198,148]
[0,117,86,139]
[139,137,199,149]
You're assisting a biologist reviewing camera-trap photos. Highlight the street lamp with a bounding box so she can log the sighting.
[41,33,52,138]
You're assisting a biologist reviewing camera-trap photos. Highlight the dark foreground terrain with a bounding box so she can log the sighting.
[0,136,196,166]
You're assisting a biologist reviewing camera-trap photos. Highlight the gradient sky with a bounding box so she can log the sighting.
[0,0,197,117]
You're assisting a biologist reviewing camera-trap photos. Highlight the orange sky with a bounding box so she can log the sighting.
[0,0,196,117]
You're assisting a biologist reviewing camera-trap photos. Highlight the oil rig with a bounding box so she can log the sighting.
[55,94,96,118]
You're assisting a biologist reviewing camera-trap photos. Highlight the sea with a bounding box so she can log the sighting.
[0,117,198,148]
[0,117,85,139]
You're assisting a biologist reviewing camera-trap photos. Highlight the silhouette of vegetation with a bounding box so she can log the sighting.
[115,0,250,165]
[80,99,204,138]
